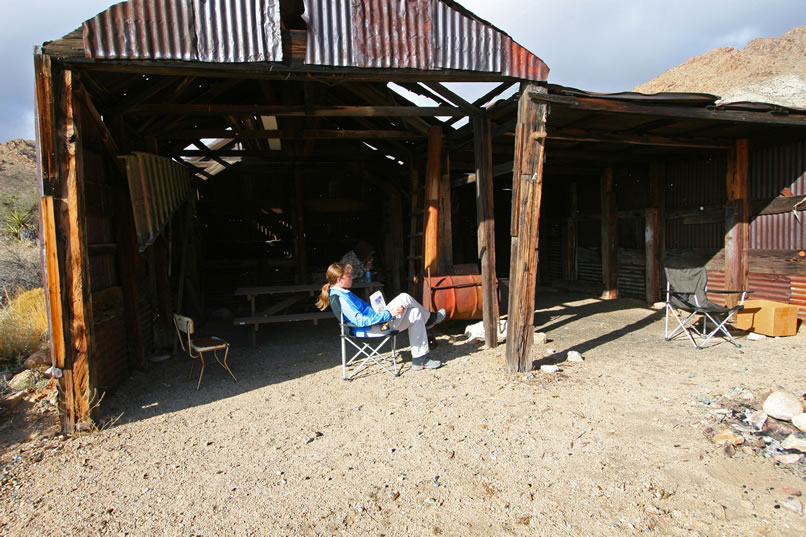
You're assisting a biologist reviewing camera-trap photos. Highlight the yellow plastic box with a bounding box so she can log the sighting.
[735,299,799,337]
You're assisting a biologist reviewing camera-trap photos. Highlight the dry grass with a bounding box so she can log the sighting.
[0,287,48,367]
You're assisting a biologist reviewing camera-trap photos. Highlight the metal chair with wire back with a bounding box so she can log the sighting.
[173,313,237,389]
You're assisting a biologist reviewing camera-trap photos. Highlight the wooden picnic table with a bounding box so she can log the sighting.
[233,280,384,345]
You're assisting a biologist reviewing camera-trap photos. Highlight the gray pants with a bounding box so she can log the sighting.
[365,293,430,359]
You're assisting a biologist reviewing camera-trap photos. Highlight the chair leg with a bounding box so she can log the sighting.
[196,352,206,390]
[214,346,237,382]
[699,312,742,349]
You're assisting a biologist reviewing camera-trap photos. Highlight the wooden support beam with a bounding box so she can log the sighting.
[454,161,513,187]
[294,169,309,283]
[423,127,442,275]
[473,115,499,348]
[446,81,516,126]
[548,127,731,149]
[529,91,806,127]
[725,139,750,306]
[506,84,548,373]
[601,168,618,299]
[422,82,480,116]
[129,103,467,117]
[384,184,404,296]
[166,129,423,140]
[646,163,666,304]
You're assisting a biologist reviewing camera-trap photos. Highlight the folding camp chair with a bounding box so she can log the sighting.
[173,313,237,389]
[664,266,751,349]
[329,295,399,380]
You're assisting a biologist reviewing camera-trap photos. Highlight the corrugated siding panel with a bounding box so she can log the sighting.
[303,0,353,66]
[748,272,791,303]
[433,0,499,73]
[83,0,282,62]
[666,156,726,210]
[121,152,192,251]
[749,212,806,250]
[302,0,547,80]
[706,270,726,306]
[617,263,645,299]
[353,0,433,69]
[750,140,806,199]
[791,275,806,320]
[666,220,723,249]
[577,248,601,284]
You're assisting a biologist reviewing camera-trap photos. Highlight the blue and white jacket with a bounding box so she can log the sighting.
[329,286,391,337]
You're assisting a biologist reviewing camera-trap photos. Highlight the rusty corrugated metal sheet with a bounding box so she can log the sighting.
[749,212,806,250]
[120,152,192,251]
[791,274,806,320]
[748,272,791,303]
[617,263,645,299]
[303,0,548,81]
[83,0,282,62]
[665,220,723,249]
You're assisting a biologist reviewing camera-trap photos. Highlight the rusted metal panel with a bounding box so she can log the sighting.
[666,220,722,249]
[790,274,806,320]
[617,263,645,299]
[747,272,792,303]
[706,269,726,306]
[83,0,282,62]
[749,212,806,250]
[120,152,192,251]
[303,0,548,81]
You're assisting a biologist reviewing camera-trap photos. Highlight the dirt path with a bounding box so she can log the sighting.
[1,292,805,536]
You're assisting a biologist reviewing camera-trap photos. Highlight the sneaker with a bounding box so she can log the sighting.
[412,359,442,370]
[426,309,447,329]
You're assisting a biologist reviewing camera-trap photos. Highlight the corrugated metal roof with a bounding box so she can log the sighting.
[83,0,283,62]
[303,0,548,81]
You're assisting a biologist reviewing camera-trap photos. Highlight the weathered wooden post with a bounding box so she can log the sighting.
[423,126,442,276]
[473,114,499,348]
[725,139,750,306]
[645,163,665,304]
[601,168,618,299]
[506,84,548,373]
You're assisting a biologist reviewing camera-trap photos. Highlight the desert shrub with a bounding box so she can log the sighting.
[0,237,41,304]
[0,287,49,368]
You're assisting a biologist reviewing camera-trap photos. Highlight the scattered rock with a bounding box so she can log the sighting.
[747,332,766,341]
[722,442,736,457]
[792,413,806,432]
[747,410,768,430]
[523,373,535,380]
[566,351,584,362]
[713,429,744,446]
[8,370,41,392]
[424,497,438,506]
[781,433,806,452]
[533,332,548,344]
[763,391,804,421]
[23,349,50,371]
[775,453,803,464]
[544,348,556,356]
[782,497,804,517]
[763,417,800,436]
[540,365,560,374]
[783,487,802,497]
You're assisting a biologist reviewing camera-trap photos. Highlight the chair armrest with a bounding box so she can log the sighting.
[708,289,754,294]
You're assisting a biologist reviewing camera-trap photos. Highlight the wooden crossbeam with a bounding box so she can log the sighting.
[130,103,467,117]
[548,127,732,149]
[167,129,424,140]
[422,82,479,115]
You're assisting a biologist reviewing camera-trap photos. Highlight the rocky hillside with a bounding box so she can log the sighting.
[0,139,38,201]
[633,26,806,108]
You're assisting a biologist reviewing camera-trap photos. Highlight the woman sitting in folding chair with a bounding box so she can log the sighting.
[316,263,446,370]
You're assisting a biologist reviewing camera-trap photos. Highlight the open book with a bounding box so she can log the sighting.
[369,290,386,313]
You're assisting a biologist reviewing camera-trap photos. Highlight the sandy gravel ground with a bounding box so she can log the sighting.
[2,292,806,537]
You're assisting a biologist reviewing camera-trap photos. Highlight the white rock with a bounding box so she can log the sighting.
[763,391,804,421]
[747,332,766,341]
[782,497,804,517]
[747,410,768,430]
[544,348,556,356]
[567,351,584,362]
[533,332,548,344]
[793,413,806,433]
[781,434,806,452]
[540,365,560,374]
[776,453,804,464]
[8,370,40,392]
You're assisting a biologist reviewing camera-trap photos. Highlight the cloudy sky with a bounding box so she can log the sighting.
[2,0,804,142]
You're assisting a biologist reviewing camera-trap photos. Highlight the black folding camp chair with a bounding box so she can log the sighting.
[664,266,751,349]
[329,295,399,380]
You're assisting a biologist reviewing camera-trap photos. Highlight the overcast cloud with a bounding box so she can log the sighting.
[1,0,804,142]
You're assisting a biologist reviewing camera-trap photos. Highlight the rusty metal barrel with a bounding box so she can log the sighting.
[425,274,483,320]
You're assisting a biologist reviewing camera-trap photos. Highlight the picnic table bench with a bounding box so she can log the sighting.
[233,281,383,345]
